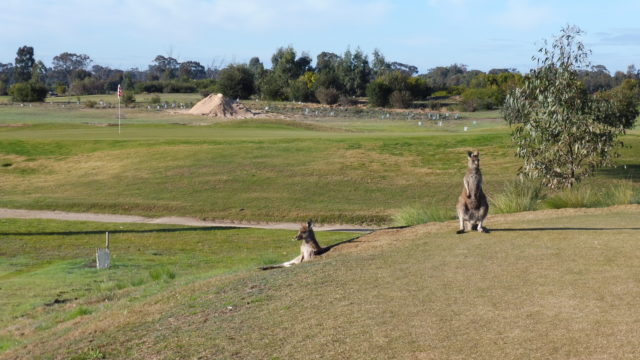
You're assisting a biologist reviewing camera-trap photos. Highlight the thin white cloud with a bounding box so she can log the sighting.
[594,28,640,46]
[494,0,554,31]
[4,0,393,37]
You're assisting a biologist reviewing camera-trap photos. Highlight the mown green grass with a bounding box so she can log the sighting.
[4,206,640,359]
[0,104,518,224]
[0,102,638,224]
[0,218,356,354]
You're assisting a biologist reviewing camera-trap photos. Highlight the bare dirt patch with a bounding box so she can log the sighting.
[187,94,255,118]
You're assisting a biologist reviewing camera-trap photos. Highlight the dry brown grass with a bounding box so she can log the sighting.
[4,205,640,359]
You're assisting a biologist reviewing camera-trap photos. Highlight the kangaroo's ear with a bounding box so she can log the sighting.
[467,151,473,158]
[307,219,314,228]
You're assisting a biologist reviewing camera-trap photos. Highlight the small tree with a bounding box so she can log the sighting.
[503,25,637,189]
[216,64,255,99]
[366,80,392,107]
[8,81,48,102]
[14,46,35,83]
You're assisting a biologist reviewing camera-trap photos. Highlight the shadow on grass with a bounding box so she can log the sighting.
[598,164,640,182]
[491,227,640,232]
[316,233,368,255]
[0,226,241,236]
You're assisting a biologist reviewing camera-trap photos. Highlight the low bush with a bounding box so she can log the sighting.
[149,94,162,104]
[366,81,392,107]
[389,90,412,108]
[121,91,136,107]
[286,78,311,102]
[315,87,340,105]
[461,87,499,112]
[9,81,48,102]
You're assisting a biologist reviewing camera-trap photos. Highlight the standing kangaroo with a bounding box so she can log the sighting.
[456,151,489,234]
[260,220,325,270]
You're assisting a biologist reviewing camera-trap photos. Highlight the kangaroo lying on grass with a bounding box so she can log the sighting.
[260,220,326,270]
[456,151,489,234]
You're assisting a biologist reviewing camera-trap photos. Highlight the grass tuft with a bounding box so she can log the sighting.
[69,347,106,360]
[149,267,176,281]
[392,205,454,227]
[601,180,637,206]
[490,178,543,214]
[543,180,638,209]
[64,306,93,322]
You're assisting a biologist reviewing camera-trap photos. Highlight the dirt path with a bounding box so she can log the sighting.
[0,208,376,232]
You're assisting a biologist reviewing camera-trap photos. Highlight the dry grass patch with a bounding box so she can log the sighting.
[8,206,640,359]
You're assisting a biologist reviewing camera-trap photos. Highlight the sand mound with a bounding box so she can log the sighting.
[188,93,254,118]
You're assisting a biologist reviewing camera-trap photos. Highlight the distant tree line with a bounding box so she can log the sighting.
[2,45,639,111]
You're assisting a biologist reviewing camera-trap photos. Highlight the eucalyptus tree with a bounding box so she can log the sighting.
[503,25,638,189]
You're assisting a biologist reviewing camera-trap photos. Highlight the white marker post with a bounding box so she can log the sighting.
[96,232,111,269]
[117,84,122,134]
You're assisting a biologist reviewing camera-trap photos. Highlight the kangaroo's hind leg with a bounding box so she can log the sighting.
[456,208,466,234]
[477,205,489,233]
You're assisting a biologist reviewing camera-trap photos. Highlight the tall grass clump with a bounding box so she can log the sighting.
[600,180,637,206]
[392,205,453,227]
[149,267,176,281]
[543,180,637,209]
[490,178,543,214]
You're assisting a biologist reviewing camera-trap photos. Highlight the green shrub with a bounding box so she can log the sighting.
[84,100,97,108]
[490,178,543,214]
[149,94,162,104]
[366,80,392,107]
[315,87,340,105]
[286,78,311,102]
[407,77,431,100]
[461,87,499,112]
[258,73,285,100]
[200,85,217,98]
[8,81,48,102]
[55,84,67,95]
[121,91,136,107]
[163,81,197,94]
[431,90,448,97]
[217,64,256,99]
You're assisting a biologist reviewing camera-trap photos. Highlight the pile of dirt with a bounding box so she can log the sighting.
[188,93,254,118]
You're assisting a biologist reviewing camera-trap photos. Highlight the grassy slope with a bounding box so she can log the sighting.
[1,105,638,224]
[0,218,357,354]
[2,205,639,359]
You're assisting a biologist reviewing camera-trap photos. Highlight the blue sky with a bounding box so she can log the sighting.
[2,0,640,74]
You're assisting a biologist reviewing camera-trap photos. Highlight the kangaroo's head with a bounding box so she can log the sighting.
[467,150,480,169]
[294,220,315,241]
